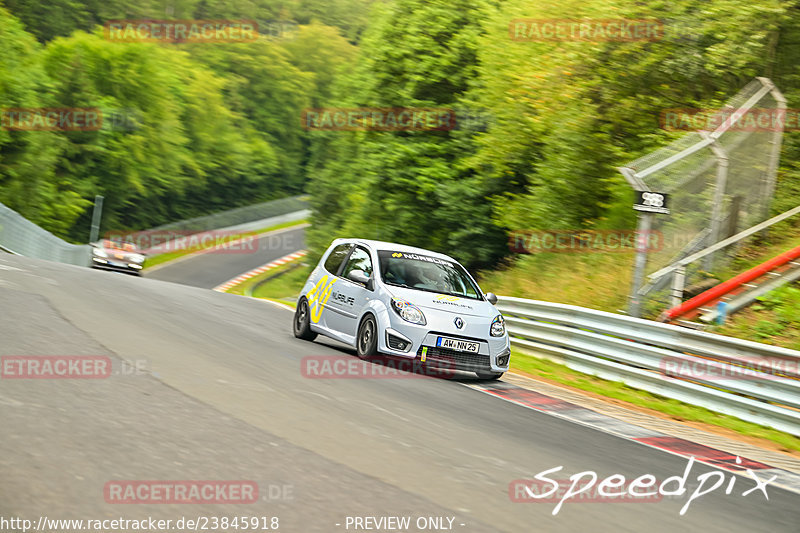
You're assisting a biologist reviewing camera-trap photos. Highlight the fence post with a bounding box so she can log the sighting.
[705,139,729,271]
[89,195,104,243]
[628,212,652,317]
[670,266,685,308]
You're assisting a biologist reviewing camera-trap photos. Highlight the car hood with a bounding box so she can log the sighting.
[386,286,497,318]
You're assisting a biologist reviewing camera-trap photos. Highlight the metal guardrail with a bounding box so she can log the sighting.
[497,296,800,436]
[148,195,309,233]
[0,203,90,266]
[0,196,309,265]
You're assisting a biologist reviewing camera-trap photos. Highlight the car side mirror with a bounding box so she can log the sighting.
[485,292,498,305]
[348,269,370,285]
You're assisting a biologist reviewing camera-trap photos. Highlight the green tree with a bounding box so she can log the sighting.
[0,6,83,235]
[187,40,314,194]
[471,0,800,232]
[40,30,282,237]
[307,0,506,269]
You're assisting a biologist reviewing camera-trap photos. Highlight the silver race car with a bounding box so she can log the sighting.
[293,239,510,379]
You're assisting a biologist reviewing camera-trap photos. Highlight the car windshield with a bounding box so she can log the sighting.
[378,250,482,300]
[103,240,136,251]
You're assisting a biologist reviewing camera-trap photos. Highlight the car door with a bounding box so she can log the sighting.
[307,242,352,330]
[326,245,374,339]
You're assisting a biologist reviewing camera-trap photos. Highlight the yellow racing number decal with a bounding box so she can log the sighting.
[307,275,337,323]
[435,294,459,301]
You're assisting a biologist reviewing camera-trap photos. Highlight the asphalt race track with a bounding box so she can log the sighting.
[144,226,307,289]
[1,252,799,532]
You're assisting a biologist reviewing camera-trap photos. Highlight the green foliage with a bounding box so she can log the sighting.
[282,22,357,106]
[2,0,800,283]
[186,39,314,194]
[0,3,356,240]
[472,0,800,232]
[307,0,507,269]
[756,284,800,323]
[307,0,800,275]
[0,6,81,234]
[36,30,290,238]
[717,283,800,349]
[3,0,374,43]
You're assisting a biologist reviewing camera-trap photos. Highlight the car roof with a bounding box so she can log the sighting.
[331,238,459,264]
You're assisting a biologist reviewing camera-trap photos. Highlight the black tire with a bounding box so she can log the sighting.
[293,297,318,341]
[475,371,504,380]
[356,314,379,360]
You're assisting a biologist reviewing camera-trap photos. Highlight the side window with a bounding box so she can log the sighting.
[323,244,352,275]
[341,247,373,280]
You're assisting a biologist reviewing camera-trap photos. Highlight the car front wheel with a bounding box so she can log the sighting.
[293,297,317,341]
[356,314,378,360]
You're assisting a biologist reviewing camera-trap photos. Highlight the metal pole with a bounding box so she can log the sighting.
[670,266,686,308]
[759,78,786,235]
[628,212,653,317]
[705,138,728,271]
[89,195,104,243]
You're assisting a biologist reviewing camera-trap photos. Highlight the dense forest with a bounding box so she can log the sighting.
[1,0,799,266]
[0,0,366,239]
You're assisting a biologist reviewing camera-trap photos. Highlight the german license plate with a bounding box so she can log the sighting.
[436,336,480,353]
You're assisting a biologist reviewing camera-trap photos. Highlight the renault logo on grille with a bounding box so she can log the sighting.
[454,317,464,329]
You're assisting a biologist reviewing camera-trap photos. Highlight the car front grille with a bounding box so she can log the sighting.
[416,345,491,372]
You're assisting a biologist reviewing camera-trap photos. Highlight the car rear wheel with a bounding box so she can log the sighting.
[293,298,317,341]
[475,371,503,380]
[356,315,378,360]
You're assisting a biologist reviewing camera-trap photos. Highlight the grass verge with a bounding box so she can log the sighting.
[225,258,311,303]
[477,252,633,313]
[143,219,308,270]
[510,349,800,454]
[712,283,800,350]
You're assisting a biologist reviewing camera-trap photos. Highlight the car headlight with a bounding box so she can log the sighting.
[490,314,505,337]
[391,299,426,325]
[92,248,108,258]
[127,254,145,263]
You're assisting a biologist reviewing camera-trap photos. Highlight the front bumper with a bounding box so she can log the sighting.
[91,257,143,275]
[379,312,510,373]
